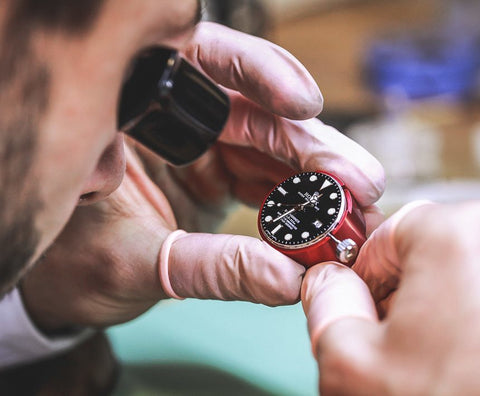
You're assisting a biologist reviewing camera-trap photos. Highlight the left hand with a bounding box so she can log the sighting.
[20,144,306,330]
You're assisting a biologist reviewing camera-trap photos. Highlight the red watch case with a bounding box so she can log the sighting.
[258,171,366,268]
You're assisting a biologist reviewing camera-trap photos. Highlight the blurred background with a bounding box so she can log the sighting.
[108,1,480,395]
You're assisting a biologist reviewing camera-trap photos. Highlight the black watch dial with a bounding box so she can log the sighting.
[259,171,345,248]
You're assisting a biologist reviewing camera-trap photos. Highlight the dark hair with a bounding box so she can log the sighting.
[0,1,106,295]
[10,0,106,34]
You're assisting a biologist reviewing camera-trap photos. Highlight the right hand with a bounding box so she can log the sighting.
[302,201,480,395]
[145,21,385,234]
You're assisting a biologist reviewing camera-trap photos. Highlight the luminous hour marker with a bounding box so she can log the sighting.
[265,216,273,222]
[301,231,310,239]
[271,224,283,235]
[313,220,323,229]
[328,208,336,215]
[267,200,275,207]
[330,192,338,199]
[278,187,288,195]
[321,180,333,190]
[309,175,318,182]
[293,177,301,184]
[285,233,292,241]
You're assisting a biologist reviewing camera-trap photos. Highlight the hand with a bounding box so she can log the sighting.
[20,22,385,333]
[140,22,385,234]
[20,144,305,331]
[302,201,480,395]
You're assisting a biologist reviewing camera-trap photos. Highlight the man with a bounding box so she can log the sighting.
[0,0,384,369]
[5,2,479,395]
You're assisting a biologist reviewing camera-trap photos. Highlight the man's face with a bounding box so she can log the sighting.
[0,0,201,293]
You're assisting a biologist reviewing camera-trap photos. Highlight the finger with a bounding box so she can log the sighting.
[220,93,385,207]
[159,230,306,306]
[301,263,384,393]
[352,200,433,303]
[301,263,378,359]
[317,318,383,396]
[184,21,323,120]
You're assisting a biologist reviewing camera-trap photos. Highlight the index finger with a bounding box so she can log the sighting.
[184,21,323,120]
[220,93,385,207]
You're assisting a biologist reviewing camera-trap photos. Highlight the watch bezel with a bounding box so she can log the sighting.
[259,171,347,250]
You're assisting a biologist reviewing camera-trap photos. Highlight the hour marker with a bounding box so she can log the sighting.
[313,220,323,229]
[330,193,338,200]
[267,200,275,207]
[301,231,310,239]
[285,233,292,241]
[309,175,318,182]
[278,187,288,195]
[265,216,273,222]
[293,177,301,184]
[321,180,333,190]
[271,224,283,235]
[328,208,336,215]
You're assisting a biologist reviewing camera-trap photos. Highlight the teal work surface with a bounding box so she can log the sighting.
[107,299,318,395]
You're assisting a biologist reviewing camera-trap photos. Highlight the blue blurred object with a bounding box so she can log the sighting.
[365,31,479,100]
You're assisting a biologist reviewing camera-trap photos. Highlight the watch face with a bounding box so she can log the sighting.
[259,171,346,249]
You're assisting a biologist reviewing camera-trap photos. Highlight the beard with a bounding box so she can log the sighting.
[0,89,45,295]
[0,0,108,297]
[0,32,48,297]
[0,196,41,297]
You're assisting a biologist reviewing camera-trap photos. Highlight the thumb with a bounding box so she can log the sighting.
[302,263,382,395]
[302,263,378,358]
[158,230,305,306]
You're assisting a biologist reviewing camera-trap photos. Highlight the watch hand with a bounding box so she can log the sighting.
[272,207,297,223]
[272,197,316,223]
[272,192,324,223]
[276,193,323,208]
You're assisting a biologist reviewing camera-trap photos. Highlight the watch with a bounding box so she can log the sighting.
[257,171,366,267]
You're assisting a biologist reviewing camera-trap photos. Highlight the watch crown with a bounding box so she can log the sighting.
[335,238,359,265]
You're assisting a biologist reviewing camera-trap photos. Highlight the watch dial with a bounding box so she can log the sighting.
[259,172,345,248]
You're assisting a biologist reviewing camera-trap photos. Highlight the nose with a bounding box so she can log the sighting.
[78,134,126,205]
